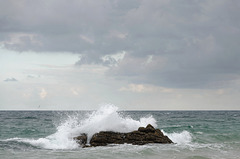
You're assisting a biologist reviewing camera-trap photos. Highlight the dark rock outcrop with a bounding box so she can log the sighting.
[74,124,173,147]
[74,133,87,145]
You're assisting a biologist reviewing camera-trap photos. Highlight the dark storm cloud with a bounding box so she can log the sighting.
[1,0,240,88]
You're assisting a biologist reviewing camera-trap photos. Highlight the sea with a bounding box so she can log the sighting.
[0,105,239,159]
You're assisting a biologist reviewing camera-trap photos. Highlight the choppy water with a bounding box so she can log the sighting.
[0,105,240,159]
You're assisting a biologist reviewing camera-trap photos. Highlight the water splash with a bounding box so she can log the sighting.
[8,104,157,149]
[4,105,196,149]
[164,130,192,145]
[72,104,157,140]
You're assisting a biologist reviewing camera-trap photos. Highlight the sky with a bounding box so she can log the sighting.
[1,0,240,110]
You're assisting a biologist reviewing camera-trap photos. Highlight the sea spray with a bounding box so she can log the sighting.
[3,105,195,149]
[8,105,157,149]
[72,105,157,141]
[1,110,239,158]
[163,130,192,145]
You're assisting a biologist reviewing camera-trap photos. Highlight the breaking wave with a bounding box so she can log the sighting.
[164,130,192,145]
[3,104,193,149]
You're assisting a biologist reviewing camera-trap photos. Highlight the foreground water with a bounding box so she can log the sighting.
[0,105,240,159]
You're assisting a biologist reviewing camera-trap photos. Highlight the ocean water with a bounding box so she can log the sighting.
[0,105,240,159]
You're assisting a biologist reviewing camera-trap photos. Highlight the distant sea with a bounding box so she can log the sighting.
[0,105,239,159]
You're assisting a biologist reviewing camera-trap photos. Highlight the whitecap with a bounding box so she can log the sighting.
[7,104,157,150]
[163,130,193,145]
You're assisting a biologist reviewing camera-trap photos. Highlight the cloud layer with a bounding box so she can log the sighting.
[1,0,240,88]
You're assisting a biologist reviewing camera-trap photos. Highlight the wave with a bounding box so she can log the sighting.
[71,105,157,138]
[3,105,156,149]
[2,105,195,150]
[0,139,40,150]
[164,130,192,145]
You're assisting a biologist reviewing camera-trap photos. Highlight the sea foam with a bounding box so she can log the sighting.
[10,104,157,149]
[71,105,157,140]
[5,105,193,149]
[164,130,192,145]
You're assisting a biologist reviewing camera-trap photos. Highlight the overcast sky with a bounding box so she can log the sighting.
[1,0,240,110]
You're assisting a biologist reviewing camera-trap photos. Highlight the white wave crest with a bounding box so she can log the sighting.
[10,104,157,150]
[72,104,157,140]
[164,130,192,145]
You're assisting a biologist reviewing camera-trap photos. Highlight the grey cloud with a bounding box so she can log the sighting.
[76,53,117,66]
[27,74,40,78]
[1,0,240,88]
[4,78,18,82]
[107,1,240,88]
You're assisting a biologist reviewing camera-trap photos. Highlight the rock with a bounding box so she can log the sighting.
[73,133,87,146]
[138,124,155,133]
[74,124,173,147]
[90,131,126,146]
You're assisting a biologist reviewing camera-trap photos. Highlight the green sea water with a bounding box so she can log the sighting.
[0,106,240,159]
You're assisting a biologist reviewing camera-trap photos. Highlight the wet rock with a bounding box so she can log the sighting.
[74,124,173,147]
[138,124,155,133]
[90,131,126,146]
[73,133,87,146]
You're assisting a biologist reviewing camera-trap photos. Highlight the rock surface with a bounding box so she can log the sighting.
[74,124,173,147]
